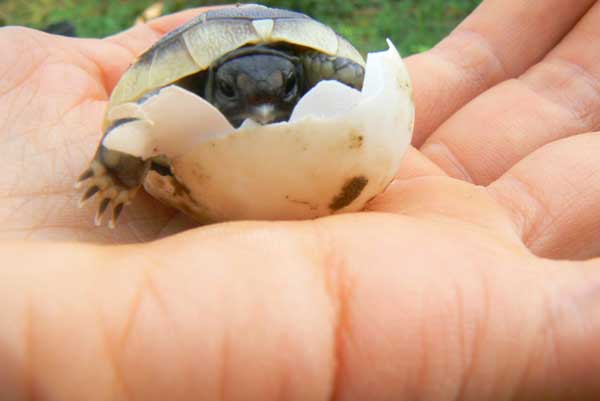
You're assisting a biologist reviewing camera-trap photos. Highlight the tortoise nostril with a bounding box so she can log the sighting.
[251,104,276,124]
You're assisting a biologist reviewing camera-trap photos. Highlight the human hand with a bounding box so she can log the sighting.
[0,8,209,243]
[1,1,600,400]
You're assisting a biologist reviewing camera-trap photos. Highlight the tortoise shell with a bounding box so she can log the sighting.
[107,4,365,120]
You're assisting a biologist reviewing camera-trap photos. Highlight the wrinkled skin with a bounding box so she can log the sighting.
[1,1,600,400]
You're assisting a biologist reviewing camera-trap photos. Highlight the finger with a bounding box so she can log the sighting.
[488,132,600,260]
[408,0,595,146]
[2,218,600,400]
[422,2,600,185]
[323,217,600,401]
[0,228,337,400]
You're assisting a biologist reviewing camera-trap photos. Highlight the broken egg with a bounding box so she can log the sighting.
[103,40,414,223]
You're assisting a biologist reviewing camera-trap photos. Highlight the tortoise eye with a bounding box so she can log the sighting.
[284,74,297,98]
[218,80,236,98]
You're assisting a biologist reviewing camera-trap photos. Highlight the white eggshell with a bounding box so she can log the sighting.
[104,40,414,222]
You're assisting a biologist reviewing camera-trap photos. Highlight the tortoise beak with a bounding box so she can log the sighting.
[251,104,276,125]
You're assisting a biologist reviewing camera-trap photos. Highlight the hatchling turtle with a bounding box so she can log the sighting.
[76,3,368,227]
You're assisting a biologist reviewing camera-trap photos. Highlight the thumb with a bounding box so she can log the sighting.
[0,225,336,400]
[1,221,599,400]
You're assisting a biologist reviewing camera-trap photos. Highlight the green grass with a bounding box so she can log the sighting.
[0,0,481,55]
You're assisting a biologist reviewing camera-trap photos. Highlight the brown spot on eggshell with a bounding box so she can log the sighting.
[329,175,368,211]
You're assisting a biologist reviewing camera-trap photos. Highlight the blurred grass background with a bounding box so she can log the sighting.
[0,0,481,55]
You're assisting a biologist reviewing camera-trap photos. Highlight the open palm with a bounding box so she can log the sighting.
[0,10,206,243]
[1,1,600,400]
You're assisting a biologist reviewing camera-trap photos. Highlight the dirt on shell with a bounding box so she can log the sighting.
[329,175,368,211]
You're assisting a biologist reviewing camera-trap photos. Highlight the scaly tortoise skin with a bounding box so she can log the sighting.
[76,4,366,227]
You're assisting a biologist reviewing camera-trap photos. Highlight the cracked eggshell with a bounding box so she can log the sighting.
[103,40,414,222]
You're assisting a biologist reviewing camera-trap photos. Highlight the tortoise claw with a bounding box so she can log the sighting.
[76,160,139,227]
[79,185,100,206]
[108,203,125,229]
[77,167,95,183]
[94,198,111,226]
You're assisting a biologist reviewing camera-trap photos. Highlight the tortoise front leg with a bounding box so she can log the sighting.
[76,120,150,228]
[301,52,365,91]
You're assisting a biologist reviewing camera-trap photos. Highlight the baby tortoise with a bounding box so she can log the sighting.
[77,4,365,227]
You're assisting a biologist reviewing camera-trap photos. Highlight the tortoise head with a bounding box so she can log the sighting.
[208,51,304,127]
